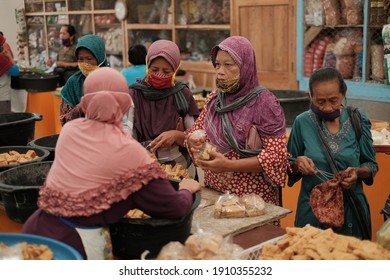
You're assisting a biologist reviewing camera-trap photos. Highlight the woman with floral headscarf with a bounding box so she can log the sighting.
[59,34,107,126]
[126,39,199,171]
[186,36,289,207]
[22,68,201,260]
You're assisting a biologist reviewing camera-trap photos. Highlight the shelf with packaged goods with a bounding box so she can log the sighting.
[297,0,390,103]
[23,0,125,69]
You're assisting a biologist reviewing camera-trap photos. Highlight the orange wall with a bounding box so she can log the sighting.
[281,152,390,241]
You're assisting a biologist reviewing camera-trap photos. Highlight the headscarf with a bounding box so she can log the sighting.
[61,34,107,107]
[38,68,167,217]
[0,34,13,77]
[146,39,180,71]
[129,39,199,141]
[205,36,286,155]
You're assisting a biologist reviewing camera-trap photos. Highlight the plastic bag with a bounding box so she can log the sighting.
[214,192,266,219]
[157,229,244,260]
[377,219,390,250]
[191,129,216,161]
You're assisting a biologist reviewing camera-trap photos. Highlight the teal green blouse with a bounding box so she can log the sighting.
[287,108,378,238]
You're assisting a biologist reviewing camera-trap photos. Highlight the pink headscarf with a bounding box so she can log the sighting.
[146,39,180,71]
[38,68,167,217]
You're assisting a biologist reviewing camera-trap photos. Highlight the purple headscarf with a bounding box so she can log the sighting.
[205,36,286,155]
[146,40,180,71]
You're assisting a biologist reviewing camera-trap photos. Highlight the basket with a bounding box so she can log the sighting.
[239,236,284,260]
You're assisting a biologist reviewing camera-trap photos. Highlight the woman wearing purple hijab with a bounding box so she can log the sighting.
[186,36,289,206]
[126,40,199,170]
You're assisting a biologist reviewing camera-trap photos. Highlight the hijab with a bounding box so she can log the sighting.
[38,68,167,217]
[60,34,107,107]
[0,34,13,77]
[205,36,286,155]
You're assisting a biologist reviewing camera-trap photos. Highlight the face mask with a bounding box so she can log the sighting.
[216,76,240,93]
[0,46,3,53]
[310,102,341,121]
[62,38,72,47]
[78,62,99,77]
[147,72,173,89]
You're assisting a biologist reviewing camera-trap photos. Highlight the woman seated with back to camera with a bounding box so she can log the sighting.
[22,67,201,260]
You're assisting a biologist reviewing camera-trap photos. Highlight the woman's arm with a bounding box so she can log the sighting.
[59,99,84,126]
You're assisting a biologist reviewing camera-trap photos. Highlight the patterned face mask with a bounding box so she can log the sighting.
[216,75,240,93]
[78,62,99,77]
[147,72,174,89]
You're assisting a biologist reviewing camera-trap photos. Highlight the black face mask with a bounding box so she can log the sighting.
[310,102,341,121]
[0,46,4,53]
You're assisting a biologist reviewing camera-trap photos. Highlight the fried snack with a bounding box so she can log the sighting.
[0,242,54,260]
[258,226,390,260]
[157,232,244,260]
[0,150,39,165]
[161,163,191,180]
[124,208,151,219]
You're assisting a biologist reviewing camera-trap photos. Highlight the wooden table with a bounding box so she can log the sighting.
[192,187,292,239]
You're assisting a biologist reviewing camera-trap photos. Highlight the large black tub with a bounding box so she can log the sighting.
[0,146,50,172]
[11,72,59,92]
[109,180,201,259]
[0,112,42,146]
[271,90,310,126]
[28,134,59,161]
[0,161,53,223]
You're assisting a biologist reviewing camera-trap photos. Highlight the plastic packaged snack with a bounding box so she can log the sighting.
[190,130,216,161]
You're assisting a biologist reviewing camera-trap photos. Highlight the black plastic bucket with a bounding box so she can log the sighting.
[271,90,310,126]
[109,180,201,259]
[0,146,50,172]
[0,161,53,223]
[0,113,43,146]
[28,134,59,161]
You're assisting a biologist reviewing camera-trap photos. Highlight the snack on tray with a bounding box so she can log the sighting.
[214,193,266,218]
[258,226,390,260]
[0,150,39,166]
[124,208,151,219]
[161,163,191,180]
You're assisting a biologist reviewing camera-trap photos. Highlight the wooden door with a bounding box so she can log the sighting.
[231,0,297,90]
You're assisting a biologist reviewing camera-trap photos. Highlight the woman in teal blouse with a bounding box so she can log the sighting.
[287,67,378,239]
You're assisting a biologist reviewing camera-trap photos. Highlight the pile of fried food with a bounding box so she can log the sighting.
[157,231,243,260]
[0,242,54,260]
[161,163,191,180]
[258,226,390,260]
[124,208,150,219]
[214,193,266,218]
[0,150,39,166]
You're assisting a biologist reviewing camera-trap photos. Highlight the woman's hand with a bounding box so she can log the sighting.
[187,134,205,157]
[294,156,317,175]
[196,150,229,173]
[150,130,183,151]
[340,167,358,189]
[178,178,202,193]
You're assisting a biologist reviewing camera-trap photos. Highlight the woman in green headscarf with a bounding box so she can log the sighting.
[60,34,107,126]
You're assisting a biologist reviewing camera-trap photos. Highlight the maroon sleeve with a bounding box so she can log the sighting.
[72,178,194,226]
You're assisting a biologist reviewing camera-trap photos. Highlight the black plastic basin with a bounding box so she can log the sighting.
[271,90,310,126]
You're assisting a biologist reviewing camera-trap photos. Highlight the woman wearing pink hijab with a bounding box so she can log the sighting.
[186,36,289,207]
[22,67,201,260]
